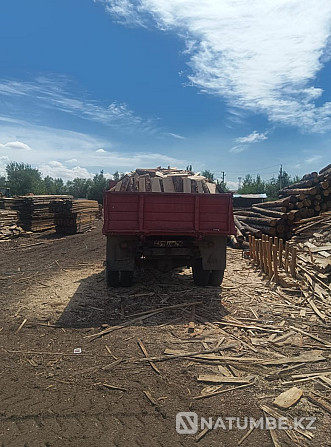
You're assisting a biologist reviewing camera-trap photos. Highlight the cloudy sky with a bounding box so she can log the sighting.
[0,0,331,188]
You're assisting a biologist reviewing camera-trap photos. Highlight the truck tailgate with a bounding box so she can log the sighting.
[103,192,235,236]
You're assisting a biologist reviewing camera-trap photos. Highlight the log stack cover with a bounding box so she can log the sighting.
[234,164,331,241]
[50,199,99,234]
[109,168,221,194]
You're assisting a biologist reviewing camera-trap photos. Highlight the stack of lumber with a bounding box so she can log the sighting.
[234,164,331,241]
[0,198,17,210]
[15,195,72,232]
[109,168,220,194]
[50,199,99,234]
[0,209,23,240]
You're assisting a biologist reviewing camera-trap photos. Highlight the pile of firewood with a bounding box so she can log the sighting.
[234,164,331,242]
[0,209,23,240]
[109,168,221,194]
[50,199,99,234]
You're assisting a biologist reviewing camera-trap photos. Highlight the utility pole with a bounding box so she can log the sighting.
[279,164,283,190]
[238,177,242,190]
[222,171,225,184]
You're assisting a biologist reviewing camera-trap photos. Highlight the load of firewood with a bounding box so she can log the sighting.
[234,164,331,243]
[109,167,222,194]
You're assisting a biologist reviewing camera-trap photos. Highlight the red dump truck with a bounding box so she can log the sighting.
[103,190,236,287]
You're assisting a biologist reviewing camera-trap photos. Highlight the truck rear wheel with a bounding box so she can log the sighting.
[192,259,210,286]
[209,269,224,286]
[106,270,120,287]
[120,271,134,287]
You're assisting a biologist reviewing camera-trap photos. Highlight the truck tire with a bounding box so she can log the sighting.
[209,269,224,286]
[192,259,210,286]
[106,270,120,287]
[120,271,134,287]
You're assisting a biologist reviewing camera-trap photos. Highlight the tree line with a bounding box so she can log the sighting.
[201,169,300,200]
[0,162,112,203]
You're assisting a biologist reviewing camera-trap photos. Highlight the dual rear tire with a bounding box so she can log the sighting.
[192,259,224,286]
[106,270,134,287]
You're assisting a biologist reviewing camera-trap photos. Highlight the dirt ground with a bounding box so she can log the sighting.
[0,221,330,447]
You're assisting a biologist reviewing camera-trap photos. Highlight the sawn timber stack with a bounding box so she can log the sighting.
[50,199,99,234]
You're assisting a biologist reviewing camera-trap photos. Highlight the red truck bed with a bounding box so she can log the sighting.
[103,192,236,237]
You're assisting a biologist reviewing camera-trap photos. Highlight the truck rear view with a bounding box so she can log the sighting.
[103,168,235,287]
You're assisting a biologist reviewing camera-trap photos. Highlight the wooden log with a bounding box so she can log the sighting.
[234,216,245,232]
[253,198,290,208]
[302,171,318,180]
[240,221,262,237]
[286,179,313,189]
[252,206,287,219]
[279,239,283,268]
[287,210,301,221]
[290,246,297,278]
[321,181,329,190]
[319,163,331,175]
[272,244,278,284]
[235,215,280,227]
[279,187,318,197]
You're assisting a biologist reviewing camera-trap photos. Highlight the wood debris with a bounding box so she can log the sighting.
[273,386,303,409]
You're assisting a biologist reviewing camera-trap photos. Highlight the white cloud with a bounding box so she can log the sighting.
[0,119,187,179]
[235,131,268,144]
[101,0,331,131]
[39,161,94,181]
[229,145,247,154]
[65,158,78,163]
[0,140,31,151]
[166,132,187,140]
[0,77,156,132]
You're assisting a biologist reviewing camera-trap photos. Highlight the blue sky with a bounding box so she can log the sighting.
[0,0,331,189]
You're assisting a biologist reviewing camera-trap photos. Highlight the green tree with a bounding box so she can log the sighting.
[87,170,109,203]
[65,177,92,198]
[43,176,65,195]
[201,170,215,182]
[6,162,44,195]
[0,175,6,186]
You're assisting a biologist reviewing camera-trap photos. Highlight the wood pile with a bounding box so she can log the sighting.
[15,195,72,232]
[50,199,99,234]
[0,198,17,210]
[109,168,220,194]
[0,209,23,240]
[234,164,331,243]
[292,211,331,295]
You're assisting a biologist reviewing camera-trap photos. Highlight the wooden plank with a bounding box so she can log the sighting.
[162,177,175,193]
[261,351,325,366]
[206,182,216,194]
[138,178,146,192]
[273,386,303,409]
[183,178,191,193]
[196,180,204,193]
[151,178,161,192]
[114,181,122,191]
[197,375,253,384]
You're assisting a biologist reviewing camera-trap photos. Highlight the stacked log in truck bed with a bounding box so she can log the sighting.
[109,168,221,194]
[50,199,99,234]
[234,164,331,242]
